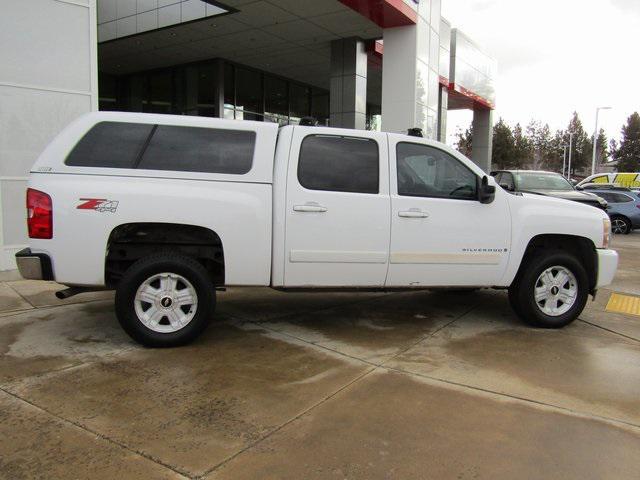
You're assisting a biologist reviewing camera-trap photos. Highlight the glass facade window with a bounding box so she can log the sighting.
[197,64,217,117]
[98,72,119,111]
[99,59,331,126]
[235,67,262,121]
[311,88,329,126]
[264,75,288,125]
[223,62,235,119]
[366,103,381,132]
[290,83,310,125]
[146,71,172,114]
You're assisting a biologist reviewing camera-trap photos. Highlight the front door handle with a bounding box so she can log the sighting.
[398,209,429,218]
[293,204,328,213]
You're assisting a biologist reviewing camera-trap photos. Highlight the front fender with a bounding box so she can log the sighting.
[500,194,606,286]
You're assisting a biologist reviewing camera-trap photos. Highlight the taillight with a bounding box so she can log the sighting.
[27,188,53,239]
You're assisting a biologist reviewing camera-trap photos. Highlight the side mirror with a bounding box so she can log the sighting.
[499,182,514,192]
[479,176,496,204]
[575,185,584,191]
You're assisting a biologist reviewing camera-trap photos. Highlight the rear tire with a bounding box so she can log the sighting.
[115,253,215,347]
[508,250,589,328]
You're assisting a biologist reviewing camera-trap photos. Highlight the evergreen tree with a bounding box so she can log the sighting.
[512,123,530,169]
[564,112,590,175]
[526,121,554,170]
[549,129,567,173]
[615,112,640,172]
[491,118,515,169]
[584,128,609,172]
[455,126,473,158]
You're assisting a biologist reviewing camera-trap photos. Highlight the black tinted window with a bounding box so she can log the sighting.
[138,125,255,174]
[65,122,153,168]
[604,192,634,203]
[298,135,379,193]
[397,143,477,199]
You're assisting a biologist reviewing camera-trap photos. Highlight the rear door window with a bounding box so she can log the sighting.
[65,121,153,168]
[137,125,255,174]
[297,135,379,194]
[610,193,634,203]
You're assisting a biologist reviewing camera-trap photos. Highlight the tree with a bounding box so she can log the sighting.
[512,123,530,168]
[563,112,590,175]
[549,128,567,174]
[615,112,640,172]
[526,121,554,170]
[491,118,515,169]
[609,138,618,159]
[583,128,609,172]
[455,125,473,158]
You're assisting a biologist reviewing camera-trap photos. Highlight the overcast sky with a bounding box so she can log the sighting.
[441,0,640,146]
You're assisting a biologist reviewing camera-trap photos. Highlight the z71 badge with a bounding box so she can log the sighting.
[77,198,119,213]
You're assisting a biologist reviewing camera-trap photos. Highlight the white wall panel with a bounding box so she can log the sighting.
[0,0,92,93]
[0,0,97,270]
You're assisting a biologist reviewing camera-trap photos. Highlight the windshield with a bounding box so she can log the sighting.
[515,172,574,191]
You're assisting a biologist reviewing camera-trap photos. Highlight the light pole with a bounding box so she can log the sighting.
[562,145,568,177]
[591,106,612,175]
[567,132,574,180]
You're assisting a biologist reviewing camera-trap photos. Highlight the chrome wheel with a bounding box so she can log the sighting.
[534,266,578,317]
[611,218,629,234]
[134,272,198,333]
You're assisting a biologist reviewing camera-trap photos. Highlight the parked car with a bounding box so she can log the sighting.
[577,172,640,189]
[491,170,608,210]
[16,112,618,346]
[585,188,640,234]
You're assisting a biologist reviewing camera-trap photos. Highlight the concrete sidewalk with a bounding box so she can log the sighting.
[1,233,639,479]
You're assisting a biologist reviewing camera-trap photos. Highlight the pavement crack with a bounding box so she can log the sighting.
[4,282,37,309]
[0,386,193,479]
[197,366,377,478]
[578,318,640,344]
[378,301,479,369]
[381,366,640,432]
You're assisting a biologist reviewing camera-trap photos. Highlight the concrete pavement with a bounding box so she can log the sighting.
[1,233,639,479]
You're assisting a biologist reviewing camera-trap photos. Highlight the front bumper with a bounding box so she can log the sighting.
[15,248,54,281]
[596,248,618,288]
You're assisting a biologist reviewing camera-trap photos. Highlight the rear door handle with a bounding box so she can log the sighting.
[293,204,327,213]
[398,209,429,218]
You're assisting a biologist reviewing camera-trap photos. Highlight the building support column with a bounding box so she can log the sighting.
[381,12,440,138]
[330,37,367,129]
[213,58,225,118]
[437,84,448,143]
[472,108,494,172]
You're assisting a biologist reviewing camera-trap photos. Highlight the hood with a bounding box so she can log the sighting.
[526,189,607,208]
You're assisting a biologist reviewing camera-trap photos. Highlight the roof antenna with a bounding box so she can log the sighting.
[407,127,423,137]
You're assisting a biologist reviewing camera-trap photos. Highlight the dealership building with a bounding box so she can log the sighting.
[1,0,496,270]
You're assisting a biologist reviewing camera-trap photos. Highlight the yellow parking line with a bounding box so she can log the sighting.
[606,293,640,316]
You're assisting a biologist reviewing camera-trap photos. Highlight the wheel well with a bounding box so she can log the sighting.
[105,223,224,288]
[516,234,597,292]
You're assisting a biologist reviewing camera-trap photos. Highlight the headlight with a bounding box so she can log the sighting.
[603,218,611,248]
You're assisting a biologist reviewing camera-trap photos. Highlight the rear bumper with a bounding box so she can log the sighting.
[15,248,54,281]
[596,248,618,288]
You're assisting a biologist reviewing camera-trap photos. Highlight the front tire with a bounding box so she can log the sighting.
[115,253,215,347]
[508,250,589,328]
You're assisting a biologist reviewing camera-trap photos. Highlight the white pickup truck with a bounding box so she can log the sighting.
[17,112,618,346]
